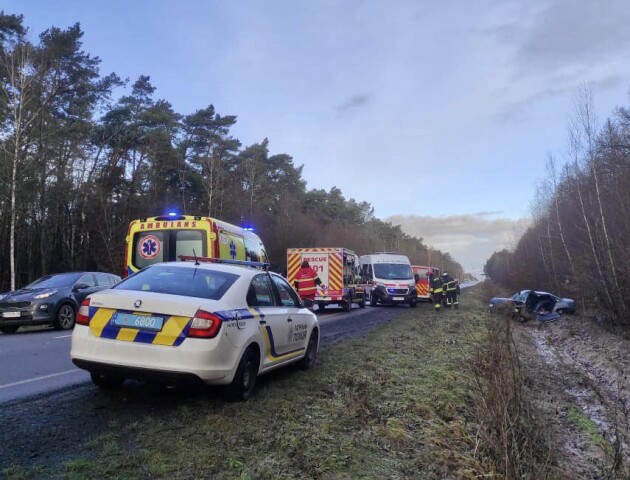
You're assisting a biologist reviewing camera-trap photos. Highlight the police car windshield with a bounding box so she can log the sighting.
[374,264,413,280]
[115,265,238,300]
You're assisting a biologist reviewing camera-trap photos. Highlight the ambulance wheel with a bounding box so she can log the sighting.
[227,347,258,401]
[90,372,124,389]
[370,294,378,307]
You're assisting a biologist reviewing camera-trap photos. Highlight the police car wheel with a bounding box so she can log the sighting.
[90,372,124,389]
[298,330,318,370]
[227,347,258,401]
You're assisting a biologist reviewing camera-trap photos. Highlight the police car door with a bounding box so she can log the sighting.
[270,275,311,353]
[248,274,291,366]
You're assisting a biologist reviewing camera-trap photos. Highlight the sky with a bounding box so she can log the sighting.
[6,0,630,275]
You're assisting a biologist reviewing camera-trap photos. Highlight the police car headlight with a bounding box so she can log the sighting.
[34,290,57,299]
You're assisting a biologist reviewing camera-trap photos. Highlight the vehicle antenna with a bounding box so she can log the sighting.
[192,249,200,266]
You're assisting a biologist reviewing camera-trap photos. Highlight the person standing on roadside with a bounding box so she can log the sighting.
[442,271,459,309]
[428,271,443,312]
[293,260,322,302]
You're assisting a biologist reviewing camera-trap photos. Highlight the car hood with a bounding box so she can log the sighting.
[0,288,56,302]
[87,289,229,318]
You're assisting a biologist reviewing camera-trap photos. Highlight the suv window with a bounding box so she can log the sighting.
[272,275,300,307]
[95,273,112,287]
[77,274,96,287]
[249,275,275,307]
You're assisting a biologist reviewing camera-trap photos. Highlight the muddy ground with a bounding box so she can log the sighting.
[513,314,630,479]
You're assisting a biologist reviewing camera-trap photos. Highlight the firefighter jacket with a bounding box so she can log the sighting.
[443,276,457,292]
[294,267,320,298]
[430,276,443,294]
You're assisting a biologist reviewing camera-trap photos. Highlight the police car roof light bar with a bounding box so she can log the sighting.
[177,255,270,270]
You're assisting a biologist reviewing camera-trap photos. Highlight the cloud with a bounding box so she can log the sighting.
[387,212,530,274]
[489,0,630,74]
[335,94,370,113]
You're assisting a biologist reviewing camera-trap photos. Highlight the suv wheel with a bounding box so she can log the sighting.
[54,304,76,330]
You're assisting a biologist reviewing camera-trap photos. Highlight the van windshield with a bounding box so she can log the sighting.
[374,264,413,280]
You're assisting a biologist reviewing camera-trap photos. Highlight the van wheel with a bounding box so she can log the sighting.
[227,347,258,401]
[370,294,378,307]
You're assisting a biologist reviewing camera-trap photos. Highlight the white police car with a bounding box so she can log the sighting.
[71,258,319,400]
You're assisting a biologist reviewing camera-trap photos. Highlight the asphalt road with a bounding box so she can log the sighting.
[0,328,90,404]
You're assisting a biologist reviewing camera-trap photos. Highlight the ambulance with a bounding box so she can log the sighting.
[360,253,418,307]
[286,248,365,311]
[124,213,267,277]
[412,265,441,301]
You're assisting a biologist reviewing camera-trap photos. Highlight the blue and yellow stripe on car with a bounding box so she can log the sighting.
[247,307,305,362]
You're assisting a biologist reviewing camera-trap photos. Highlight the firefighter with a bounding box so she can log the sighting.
[428,271,443,312]
[293,260,322,302]
[442,271,459,309]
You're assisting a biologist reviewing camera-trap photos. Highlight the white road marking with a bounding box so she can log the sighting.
[0,369,81,390]
[54,334,72,339]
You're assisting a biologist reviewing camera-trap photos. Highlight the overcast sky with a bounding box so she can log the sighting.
[7,0,630,274]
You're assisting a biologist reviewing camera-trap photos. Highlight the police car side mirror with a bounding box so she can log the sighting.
[302,298,314,309]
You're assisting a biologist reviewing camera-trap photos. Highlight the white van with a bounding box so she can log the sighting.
[359,253,418,308]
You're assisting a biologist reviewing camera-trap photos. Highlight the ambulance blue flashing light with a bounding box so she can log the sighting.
[244,227,255,232]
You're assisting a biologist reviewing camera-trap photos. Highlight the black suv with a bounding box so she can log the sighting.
[0,272,121,334]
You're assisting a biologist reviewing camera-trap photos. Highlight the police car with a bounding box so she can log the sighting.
[70,258,319,400]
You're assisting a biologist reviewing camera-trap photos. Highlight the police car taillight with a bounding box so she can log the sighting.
[76,299,91,326]
[188,310,222,338]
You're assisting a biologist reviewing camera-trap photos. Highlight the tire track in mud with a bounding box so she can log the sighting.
[520,321,630,478]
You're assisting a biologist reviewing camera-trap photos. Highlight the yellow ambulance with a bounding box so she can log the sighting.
[124,213,267,277]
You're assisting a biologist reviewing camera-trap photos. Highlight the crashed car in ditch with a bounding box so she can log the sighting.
[489,289,576,321]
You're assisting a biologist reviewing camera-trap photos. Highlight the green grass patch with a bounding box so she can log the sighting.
[567,407,612,456]
[11,294,494,479]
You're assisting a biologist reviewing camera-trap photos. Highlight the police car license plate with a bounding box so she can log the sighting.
[112,312,163,331]
[393,297,405,301]
[2,311,20,318]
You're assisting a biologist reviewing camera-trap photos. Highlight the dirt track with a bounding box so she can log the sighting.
[513,315,630,478]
